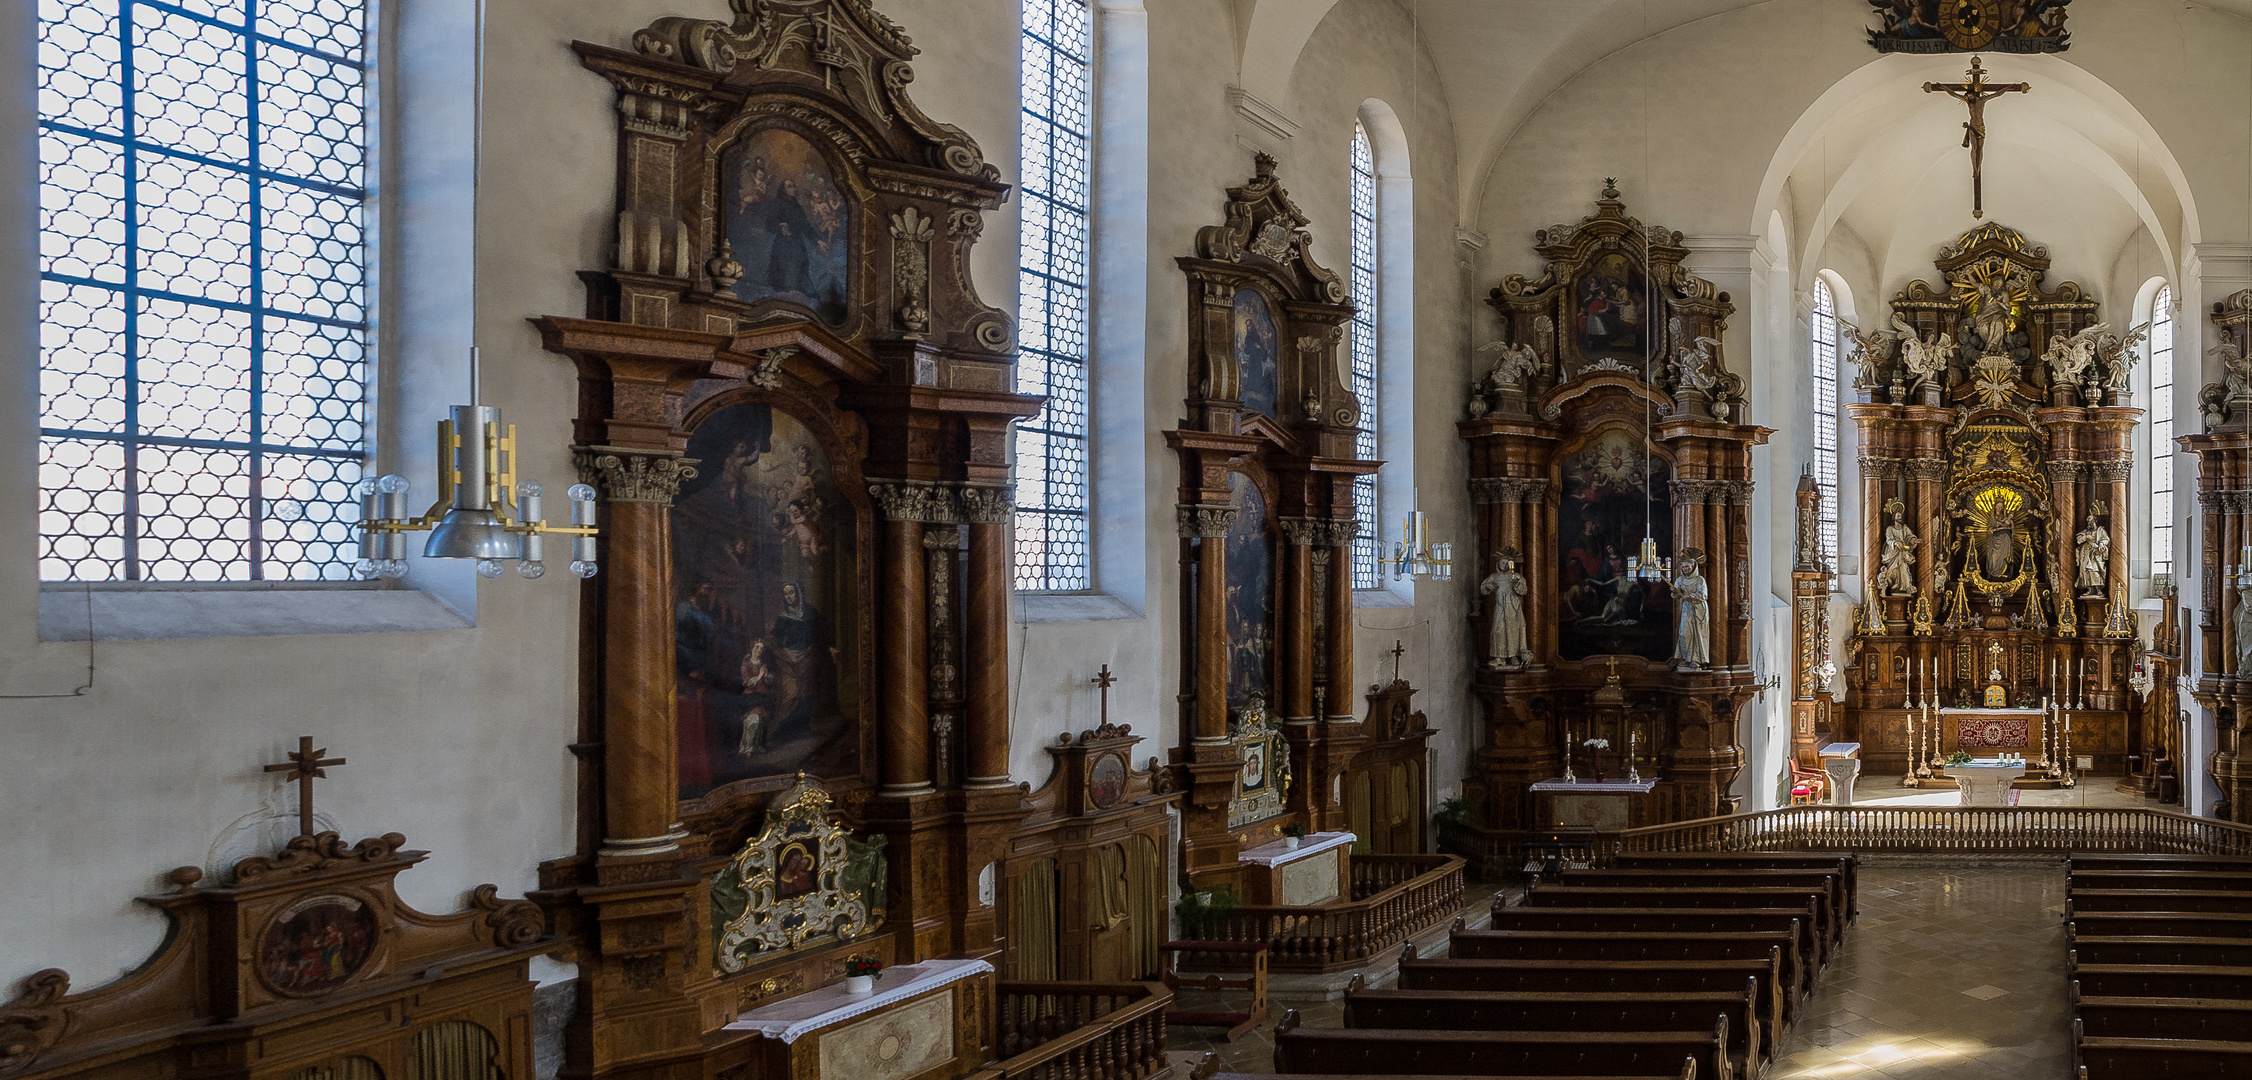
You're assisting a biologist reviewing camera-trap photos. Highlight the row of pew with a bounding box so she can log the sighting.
[1197,852,1858,1080]
[2067,852,2252,1078]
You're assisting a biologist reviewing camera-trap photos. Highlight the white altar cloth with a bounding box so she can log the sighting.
[1949,759,2025,807]
[724,958,992,1042]
[1238,830,1355,867]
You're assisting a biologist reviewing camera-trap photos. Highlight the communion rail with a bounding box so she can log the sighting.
[1604,806,2252,858]
[989,980,1171,1080]
[1176,854,1465,973]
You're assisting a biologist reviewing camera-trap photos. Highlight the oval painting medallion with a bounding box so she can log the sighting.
[259,893,379,996]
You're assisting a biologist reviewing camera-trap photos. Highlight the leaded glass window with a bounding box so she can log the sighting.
[1348,123,1379,588]
[1013,0,1092,592]
[2151,283,2174,578]
[1811,278,1840,568]
[38,0,370,581]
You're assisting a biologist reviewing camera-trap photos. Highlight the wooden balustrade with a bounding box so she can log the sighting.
[989,981,1172,1080]
[1175,855,1465,973]
[1604,807,2252,859]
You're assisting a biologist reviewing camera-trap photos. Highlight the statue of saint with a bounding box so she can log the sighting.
[1673,554,1711,670]
[1480,551,1531,669]
[1979,503,2023,581]
[1875,502,1921,596]
[2075,518,2112,597]
[2237,582,2252,678]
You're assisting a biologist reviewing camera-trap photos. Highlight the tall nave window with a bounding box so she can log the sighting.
[37,0,371,581]
[1810,278,1840,567]
[1347,123,1379,588]
[1013,0,1093,591]
[2151,283,2174,578]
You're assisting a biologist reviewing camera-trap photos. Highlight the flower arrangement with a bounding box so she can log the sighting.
[844,956,885,980]
[1944,751,1974,767]
[1583,737,1611,781]
[1582,738,1611,750]
[1281,824,1307,839]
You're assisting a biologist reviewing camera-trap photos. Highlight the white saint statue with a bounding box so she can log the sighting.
[1480,551,1531,669]
[1673,556,1711,669]
[1875,502,1921,596]
[2237,582,2252,678]
[2074,518,2111,596]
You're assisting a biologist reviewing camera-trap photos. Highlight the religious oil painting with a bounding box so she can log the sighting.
[1089,752,1127,809]
[1557,429,1675,662]
[774,840,818,900]
[1233,289,1281,420]
[1224,472,1274,710]
[259,894,379,997]
[721,128,853,325]
[672,402,862,800]
[1571,253,1650,370]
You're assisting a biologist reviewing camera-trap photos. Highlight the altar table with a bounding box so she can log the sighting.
[1940,708,2043,754]
[1529,777,1659,830]
[1238,831,1355,905]
[722,959,994,1080]
[1948,759,2026,806]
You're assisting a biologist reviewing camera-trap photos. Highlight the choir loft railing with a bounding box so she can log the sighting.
[988,981,1171,1080]
[1170,854,1465,973]
[1605,806,2252,858]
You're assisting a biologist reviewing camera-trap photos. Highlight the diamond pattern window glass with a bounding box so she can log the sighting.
[1811,278,1840,570]
[2151,283,2174,578]
[1348,124,1379,589]
[38,0,369,582]
[1013,0,1092,592]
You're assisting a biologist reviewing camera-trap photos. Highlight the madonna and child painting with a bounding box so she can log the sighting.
[671,402,862,799]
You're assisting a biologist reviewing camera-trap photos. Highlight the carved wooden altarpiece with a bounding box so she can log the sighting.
[1838,223,2137,785]
[529,1,1034,1076]
[1450,185,1769,878]
[1164,154,1376,897]
[2188,288,2252,819]
[0,832,551,1080]
[1000,723,1178,983]
[1345,677,1436,856]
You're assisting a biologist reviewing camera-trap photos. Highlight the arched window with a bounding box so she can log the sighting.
[37,0,371,581]
[1810,278,1840,566]
[2151,283,2175,578]
[1013,0,1094,592]
[1347,123,1379,588]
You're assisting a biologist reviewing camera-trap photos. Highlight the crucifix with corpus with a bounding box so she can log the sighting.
[1923,57,2030,220]
[265,736,346,839]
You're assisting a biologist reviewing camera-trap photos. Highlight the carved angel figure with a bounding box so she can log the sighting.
[2097,322,2151,391]
[2046,323,2107,387]
[1478,339,1542,391]
[2213,339,2251,401]
[1839,323,1884,390]
[1672,336,1721,396]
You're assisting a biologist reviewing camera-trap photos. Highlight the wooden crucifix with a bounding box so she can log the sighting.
[264,736,346,839]
[1092,664,1116,728]
[1389,640,1407,684]
[1923,57,2030,220]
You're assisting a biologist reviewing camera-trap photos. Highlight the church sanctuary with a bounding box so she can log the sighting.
[25,0,2252,1077]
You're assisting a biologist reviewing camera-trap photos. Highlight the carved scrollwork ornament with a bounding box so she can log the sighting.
[1177,506,1238,538]
[574,448,699,505]
[748,345,798,390]
[471,883,547,948]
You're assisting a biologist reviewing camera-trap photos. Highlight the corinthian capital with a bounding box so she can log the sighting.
[954,484,1014,524]
[1177,505,1238,538]
[573,447,698,504]
[868,480,951,523]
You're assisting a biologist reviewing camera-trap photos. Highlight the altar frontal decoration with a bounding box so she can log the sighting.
[712,775,886,972]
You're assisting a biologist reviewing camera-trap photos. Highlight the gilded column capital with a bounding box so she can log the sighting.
[573,446,698,504]
[1177,505,1238,538]
[954,484,1014,525]
[867,480,954,523]
[2093,458,2134,483]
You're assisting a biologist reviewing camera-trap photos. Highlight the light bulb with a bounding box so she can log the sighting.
[381,559,408,580]
[568,483,596,502]
[570,559,598,579]
[356,558,376,578]
[517,481,543,499]
[518,560,546,579]
[376,474,410,495]
[477,559,505,578]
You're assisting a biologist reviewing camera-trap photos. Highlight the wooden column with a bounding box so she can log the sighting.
[1325,520,1356,720]
[1533,482,1557,662]
[1861,455,1888,631]
[962,485,1014,787]
[2049,463,2081,633]
[1728,482,1754,668]
[2210,490,2232,674]
[1705,492,1730,668]
[576,447,695,856]
[2104,458,2131,632]
[1183,506,1236,740]
[1280,519,1317,720]
[872,481,934,793]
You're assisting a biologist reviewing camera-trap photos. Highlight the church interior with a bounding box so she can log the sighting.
[13,0,2252,1078]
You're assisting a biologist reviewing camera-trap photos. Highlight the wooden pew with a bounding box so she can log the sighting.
[2069,935,2252,968]
[1274,1010,1732,1080]
[1486,900,1828,969]
[1396,950,1787,1037]
[1448,925,1809,1007]
[1519,884,1840,949]
[2075,1024,2252,1078]
[1561,868,1849,929]
[1188,1049,1703,1080]
[2068,964,2252,1000]
[1342,973,1766,1068]
[2071,870,2252,892]
[2069,855,2252,874]
[2067,910,2252,939]
[2073,987,2252,1041]
[2065,890,2252,915]
[1612,853,1858,917]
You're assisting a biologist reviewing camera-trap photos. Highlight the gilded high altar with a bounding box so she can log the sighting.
[1825,223,2146,784]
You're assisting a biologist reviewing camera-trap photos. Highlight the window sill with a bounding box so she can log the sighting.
[38,582,472,642]
[1354,588,1413,609]
[1016,592,1142,624]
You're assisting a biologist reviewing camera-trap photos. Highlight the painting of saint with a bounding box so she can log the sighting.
[721,129,852,325]
[672,403,861,799]
[1557,429,1676,662]
[1223,473,1274,710]
[774,841,818,900]
[1233,290,1281,420]
[1573,253,1649,368]
[1089,753,1127,809]
[259,895,379,997]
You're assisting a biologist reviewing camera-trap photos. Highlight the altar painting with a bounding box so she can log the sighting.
[1234,290,1281,420]
[672,403,861,799]
[1572,253,1650,368]
[1557,429,1675,661]
[1224,472,1274,709]
[721,128,852,325]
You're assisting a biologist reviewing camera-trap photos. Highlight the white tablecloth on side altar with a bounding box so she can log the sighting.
[722,958,993,1043]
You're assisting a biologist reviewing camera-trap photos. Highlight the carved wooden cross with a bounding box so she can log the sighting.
[1923,57,2029,220]
[264,736,346,839]
[1390,639,1407,683]
[1092,664,1116,728]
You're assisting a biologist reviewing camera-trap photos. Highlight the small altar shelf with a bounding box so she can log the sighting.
[723,959,992,1043]
[1528,778,1661,794]
[1238,830,1355,867]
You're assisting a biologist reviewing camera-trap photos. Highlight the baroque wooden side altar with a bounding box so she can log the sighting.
[2189,288,2252,819]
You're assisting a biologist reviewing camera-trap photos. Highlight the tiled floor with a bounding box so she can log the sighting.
[1771,863,2072,1079]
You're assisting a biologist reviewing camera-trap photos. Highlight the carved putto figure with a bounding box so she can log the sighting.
[2075,515,2111,596]
[1875,500,1921,596]
[1480,549,1531,669]
[1672,551,1710,669]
